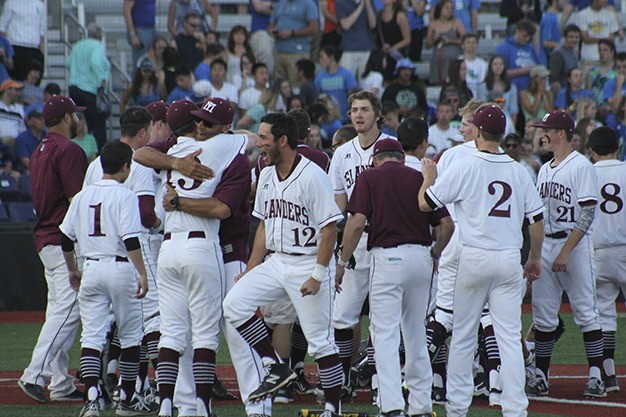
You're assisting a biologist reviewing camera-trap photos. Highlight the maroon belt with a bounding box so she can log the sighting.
[163,231,206,241]
[86,256,129,262]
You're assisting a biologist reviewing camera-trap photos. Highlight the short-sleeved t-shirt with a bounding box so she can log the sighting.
[30,132,89,251]
[270,0,318,53]
[347,160,449,250]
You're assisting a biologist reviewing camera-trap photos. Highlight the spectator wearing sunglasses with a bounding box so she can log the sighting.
[502,132,537,182]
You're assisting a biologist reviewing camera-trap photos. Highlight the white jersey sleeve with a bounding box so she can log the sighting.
[592,160,626,249]
[83,157,103,188]
[537,152,598,235]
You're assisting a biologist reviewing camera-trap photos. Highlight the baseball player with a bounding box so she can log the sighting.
[419,104,545,417]
[153,99,248,417]
[222,112,344,417]
[336,138,454,417]
[588,126,625,393]
[329,90,395,401]
[83,108,163,400]
[19,95,88,404]
[527,110,605,398]
[59,141,157,417]
[134,97,271,417]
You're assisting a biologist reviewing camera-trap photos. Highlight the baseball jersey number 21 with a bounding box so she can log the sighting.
[488,181,512,218]
[292,227,317,247]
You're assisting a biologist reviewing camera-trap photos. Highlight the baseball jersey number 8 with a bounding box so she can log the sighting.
[292,227,317,247]
[599,183,623,214]
[488,181,512,218]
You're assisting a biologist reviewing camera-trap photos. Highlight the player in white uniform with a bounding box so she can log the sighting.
[154,100,247,417]
[59,141,157,417]
[83,108,162,401]
[527,111,605,398]
[328,91,394,401]
[223,112,344,417]
[588,126,626,394]
[419,104,545,417]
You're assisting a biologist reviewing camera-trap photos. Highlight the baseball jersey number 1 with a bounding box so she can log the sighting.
[292,227,317,247]
[488,181,512,218]
[599,183,623,214]
[89,203,106,237]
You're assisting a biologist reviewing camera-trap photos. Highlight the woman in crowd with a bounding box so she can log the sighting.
[376,0,411,83]
[360,50,386,98]
[575,97,598,124]
[484,55,518,124]
[425,0,464,85]
[233,52,256,93]
[554,68,594,118]
[120,58,165,112]
[225,25,255,86]
[519,65,554,123]
[71,114,98,162]
[443,58,474,108]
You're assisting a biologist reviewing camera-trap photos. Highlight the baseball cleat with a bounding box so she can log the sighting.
[213,376,239,400]
[116,394,159,416]
[525,375,550,397]
[292,367,315,395]
[79,399,101,417]
[603,374,620,393]
[18,380,48,403]
[340,383,356,403]
[472,372,489,397]
[248,363,296,403]
[51,388,84,401]
[273,385,294,404]
[431,386,446,404]
[583,377,607,398]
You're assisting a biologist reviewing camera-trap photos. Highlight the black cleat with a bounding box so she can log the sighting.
[248,363,296,403]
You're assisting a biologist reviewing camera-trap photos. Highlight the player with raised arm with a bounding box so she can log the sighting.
[223,112,344,417]
[588,126,625,394]
[60,141,157,417]
[526,110,605,398]
[419,104,545,417]
[329,90,394,402]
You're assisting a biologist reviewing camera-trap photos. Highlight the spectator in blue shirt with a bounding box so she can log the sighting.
[15,110,45,172]
[315,44,357,123]
[538,0,565,66]
[0,34,14,84]
[554,67,594,118]
[123,0,158,67]
[166,64,202,103]
[496,20,540,93]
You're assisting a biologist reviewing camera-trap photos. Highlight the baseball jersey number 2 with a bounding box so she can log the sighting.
[599,183,623,214]
[292,227,317,247]
[488,181,512,218]
[89,203,106,237]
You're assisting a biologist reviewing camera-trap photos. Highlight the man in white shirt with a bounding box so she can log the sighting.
[461,34,488,98]
[208,59,239,114]
[0,79,25,144]
[575,0,619,78]
[239,63,269,115]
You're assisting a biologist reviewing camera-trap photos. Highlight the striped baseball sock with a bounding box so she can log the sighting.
[483,325,501,379]
[138,344,149,391]
[534,329,556,379]
[583,329,604,379]
[157,348,180,406]
[80,348,101,395]
[236,315,279,363]
[334,328,354,383]
[119,346,140,401]
[317,354,343,412]
[432,343,447,388]
[193,348,216,414]
[107,331,121,375]
[602,331,616,375]
[290,323,308,371]
[366,337,376,378]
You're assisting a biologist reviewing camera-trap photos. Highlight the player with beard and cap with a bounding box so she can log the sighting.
[420,104,545,417]
[134,98,262,417]
[18,95,89,403]
[527,110,605,398]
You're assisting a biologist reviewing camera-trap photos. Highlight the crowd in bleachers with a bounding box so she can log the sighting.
[0,0,625,224]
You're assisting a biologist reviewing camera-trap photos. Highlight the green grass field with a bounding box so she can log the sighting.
[1,312,624,417]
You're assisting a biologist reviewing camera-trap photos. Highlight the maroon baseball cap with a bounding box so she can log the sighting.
[532,110,575,133]
[145,100,169,122]
[42,95,86,122]
[190,97,234,126]
[373,138,404,156]
[470,105,506,136]
[166,100,198,131]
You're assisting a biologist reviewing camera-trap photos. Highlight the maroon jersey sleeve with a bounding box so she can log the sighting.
[138,195,159,228]
[58,142,88,199]
[345,172,372,218]
[214,154,252,213]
